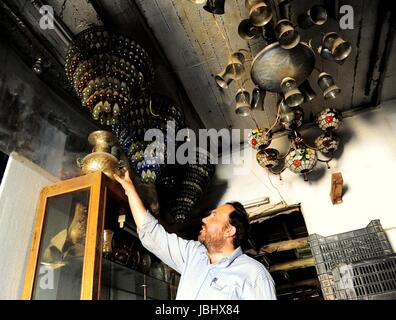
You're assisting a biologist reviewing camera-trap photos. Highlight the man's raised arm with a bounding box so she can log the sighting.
[114,170,147,231]
[113,170,199,274]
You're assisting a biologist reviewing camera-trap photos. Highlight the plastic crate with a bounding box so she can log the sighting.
[308,220,394,300]
[332,254,396,300]
[308,220,393,275]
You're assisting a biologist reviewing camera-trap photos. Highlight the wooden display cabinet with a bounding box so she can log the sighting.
[22,171,178,300]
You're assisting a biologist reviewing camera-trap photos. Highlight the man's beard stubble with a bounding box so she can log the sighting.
[198,229,225,253]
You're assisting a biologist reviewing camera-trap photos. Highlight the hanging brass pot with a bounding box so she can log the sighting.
[322,32,352,61]
[298,5,328,29]
[215,52,245,89]
[203,0,225,15]
[299,79,316,103]
[251,87,266,110]
[235,89,251,116]
[278,98,292,114]
[215,68,234,89]
[318,46,346,65]
[280,77,304,107]
[245,0,273,27]
[279,99,304,130]
[275,19,300,49]
[318,72,341,100]
[238,19,263,40]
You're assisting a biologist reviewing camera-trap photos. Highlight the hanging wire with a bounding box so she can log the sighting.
[211,12,261,127]
[210,6,284,156]
[267,102,281,133]
[250,111,261,128]
[59,0,68,19]
[149,97,160,117]
[250,167,286,204]
[267,170,288,205]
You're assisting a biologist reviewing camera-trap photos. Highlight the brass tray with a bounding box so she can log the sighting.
[251,42,315,92]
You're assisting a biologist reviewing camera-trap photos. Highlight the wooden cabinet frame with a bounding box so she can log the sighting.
[22,172,127,300]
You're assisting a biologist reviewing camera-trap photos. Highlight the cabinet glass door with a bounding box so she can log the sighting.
[31,189,90,300]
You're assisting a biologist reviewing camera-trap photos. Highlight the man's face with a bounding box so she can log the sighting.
[198,204,234,251]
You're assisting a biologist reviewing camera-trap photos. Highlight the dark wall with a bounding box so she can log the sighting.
[0,36,99,179]
[0,151,8,183]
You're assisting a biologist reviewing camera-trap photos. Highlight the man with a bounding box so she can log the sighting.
[114,170,276,300]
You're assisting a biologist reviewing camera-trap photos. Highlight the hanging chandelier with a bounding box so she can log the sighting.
[248,106,343,181]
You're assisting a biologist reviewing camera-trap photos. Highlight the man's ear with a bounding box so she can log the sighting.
[225,225,236,238]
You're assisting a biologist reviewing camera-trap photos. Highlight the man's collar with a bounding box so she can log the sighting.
[222,247,243,267]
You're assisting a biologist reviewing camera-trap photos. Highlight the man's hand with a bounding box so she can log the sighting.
[113,168,147,230]
[114,169,135,197]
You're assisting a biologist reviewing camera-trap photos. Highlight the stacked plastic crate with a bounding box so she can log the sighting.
[308,220,394,300]
[332,254,396,300]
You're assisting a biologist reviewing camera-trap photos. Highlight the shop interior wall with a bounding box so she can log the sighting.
[0,38,98,180]
[0,152,58,299]
[210,100,396,250]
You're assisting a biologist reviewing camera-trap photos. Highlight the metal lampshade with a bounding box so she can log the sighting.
[257,148,280,168]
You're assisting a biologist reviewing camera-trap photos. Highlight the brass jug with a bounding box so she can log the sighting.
[67,202,87,245]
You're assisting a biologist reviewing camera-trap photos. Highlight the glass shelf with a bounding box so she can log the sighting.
[100,258,178,300]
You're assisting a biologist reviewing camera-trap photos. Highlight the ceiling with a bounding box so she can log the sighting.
[133,0,396,131]
[1,0,395,136]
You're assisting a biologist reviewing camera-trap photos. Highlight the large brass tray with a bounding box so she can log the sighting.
[251,42,315,92]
